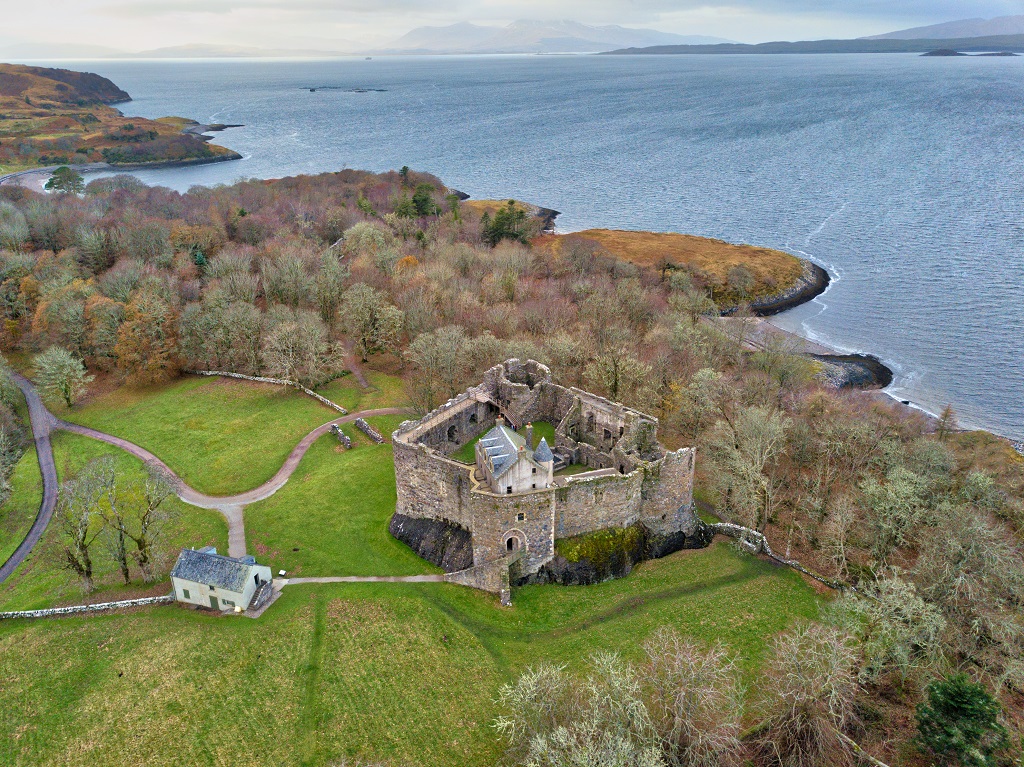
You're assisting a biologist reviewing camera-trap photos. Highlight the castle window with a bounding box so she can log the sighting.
[532,467,537,474]
[619,426,624,437]
[507,539,515,552]
[507,486,512,494]
[469,413,478,424]
[603,428,612,441]
[531,484,536,489]
[586,413,595,432]
[619,465,625,474]
[518,513,525,521]
[447,425,458,442]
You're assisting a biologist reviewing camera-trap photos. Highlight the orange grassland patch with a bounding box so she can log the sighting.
[536,229,804,289]
[462,199,533,217]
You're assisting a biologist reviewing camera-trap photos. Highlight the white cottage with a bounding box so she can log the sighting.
[170,547,272,612]
[475,423,554,495]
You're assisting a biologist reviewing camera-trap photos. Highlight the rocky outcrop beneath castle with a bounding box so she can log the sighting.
[388,513,473,572]
[520,511,714,587]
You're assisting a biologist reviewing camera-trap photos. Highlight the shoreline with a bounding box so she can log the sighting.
[0,153,243,192]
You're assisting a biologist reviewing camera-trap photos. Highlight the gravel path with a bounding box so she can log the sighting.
[0,374,60,583]
[58,407,411,557]
[282,575,445,584]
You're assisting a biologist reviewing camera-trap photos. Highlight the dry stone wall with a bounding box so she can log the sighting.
[0,594,174,620]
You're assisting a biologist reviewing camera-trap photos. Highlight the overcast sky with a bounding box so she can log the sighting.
[2,0,1023,51]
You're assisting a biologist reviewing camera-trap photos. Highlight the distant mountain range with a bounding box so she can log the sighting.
[603,35,1024,56]
[0,20,732,60]
[863,15,1024,40]
[380,20,733,54]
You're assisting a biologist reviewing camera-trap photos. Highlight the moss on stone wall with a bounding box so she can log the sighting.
[555,524,645,568]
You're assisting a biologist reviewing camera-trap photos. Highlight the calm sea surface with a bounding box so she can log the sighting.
[47,55,1024,438]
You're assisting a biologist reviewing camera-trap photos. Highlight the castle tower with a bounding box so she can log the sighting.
[534,437,554,486]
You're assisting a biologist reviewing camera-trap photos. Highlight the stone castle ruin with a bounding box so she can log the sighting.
[389,360,710,598]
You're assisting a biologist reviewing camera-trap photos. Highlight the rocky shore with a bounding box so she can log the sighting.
[748,259,831,317]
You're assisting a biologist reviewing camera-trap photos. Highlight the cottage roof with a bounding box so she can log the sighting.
[171,548,255,593]
[479,424,527,478]
[534,437,553,464]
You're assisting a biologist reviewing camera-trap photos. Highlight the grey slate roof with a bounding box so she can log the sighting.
[479,424,526,479]
[534,437,553,464]
[170,548,254,592]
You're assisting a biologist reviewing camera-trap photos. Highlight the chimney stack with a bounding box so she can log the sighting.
[525,422,534,449]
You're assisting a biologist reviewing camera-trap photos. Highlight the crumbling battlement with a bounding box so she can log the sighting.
[390,360,697,593]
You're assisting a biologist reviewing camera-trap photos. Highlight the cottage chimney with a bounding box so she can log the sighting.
[525,422,534,449]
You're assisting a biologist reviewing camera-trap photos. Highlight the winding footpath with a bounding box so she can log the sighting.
[0,373,414,583]
[0,374,60,583]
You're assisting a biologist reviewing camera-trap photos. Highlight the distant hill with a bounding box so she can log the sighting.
[0,63,129,105]
[128,43,360,59]
[602,34,1024,55]
[0,63,239,171]
[383,20,733,54]
[864,15,1024,40]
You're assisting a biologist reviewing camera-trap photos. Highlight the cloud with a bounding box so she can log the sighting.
[7,0,1024,50]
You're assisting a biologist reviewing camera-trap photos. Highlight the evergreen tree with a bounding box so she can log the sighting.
[44,166,84,195]
[916,674,1007,766]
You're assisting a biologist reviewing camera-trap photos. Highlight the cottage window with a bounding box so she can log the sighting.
[517,512,526,521]
[223,600,235,608]
[209,585,215,592]
[532,467,537,474]
[182,588,191,600]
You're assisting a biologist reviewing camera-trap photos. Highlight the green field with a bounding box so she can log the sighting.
[317,371,411,414]
[0,432,227,612]
[0,374,825,767]
[60,376,352,495]
[0,446,42,568]
[0,543,820,767]
[246,415,434,577]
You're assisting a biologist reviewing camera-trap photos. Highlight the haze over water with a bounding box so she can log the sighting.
[69,54,1024,439]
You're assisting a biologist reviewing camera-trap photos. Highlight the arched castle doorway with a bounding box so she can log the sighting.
[503,529,527,554]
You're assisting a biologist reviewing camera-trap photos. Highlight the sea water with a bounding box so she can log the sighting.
[43,54,1024,439]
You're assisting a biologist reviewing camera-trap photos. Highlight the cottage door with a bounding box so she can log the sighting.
[210,596,220,610]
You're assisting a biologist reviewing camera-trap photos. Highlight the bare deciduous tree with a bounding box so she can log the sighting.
[753,624,858,767]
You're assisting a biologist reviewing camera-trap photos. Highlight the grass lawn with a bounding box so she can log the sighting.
[317,371,410,414]
[0,371,825,767]
[60,376,351,496]
[0,445,42,567]
[246,415,433,577]
[0,543,821,767]
[0,432,227,612]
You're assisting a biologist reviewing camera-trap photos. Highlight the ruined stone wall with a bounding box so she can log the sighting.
[391,359,699,592]
[391,435,474,530]
[640,448,697,535]
[554,471,646,538]
[404,396,497,457]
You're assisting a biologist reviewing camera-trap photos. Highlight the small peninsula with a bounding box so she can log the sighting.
[0,63,240,175]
